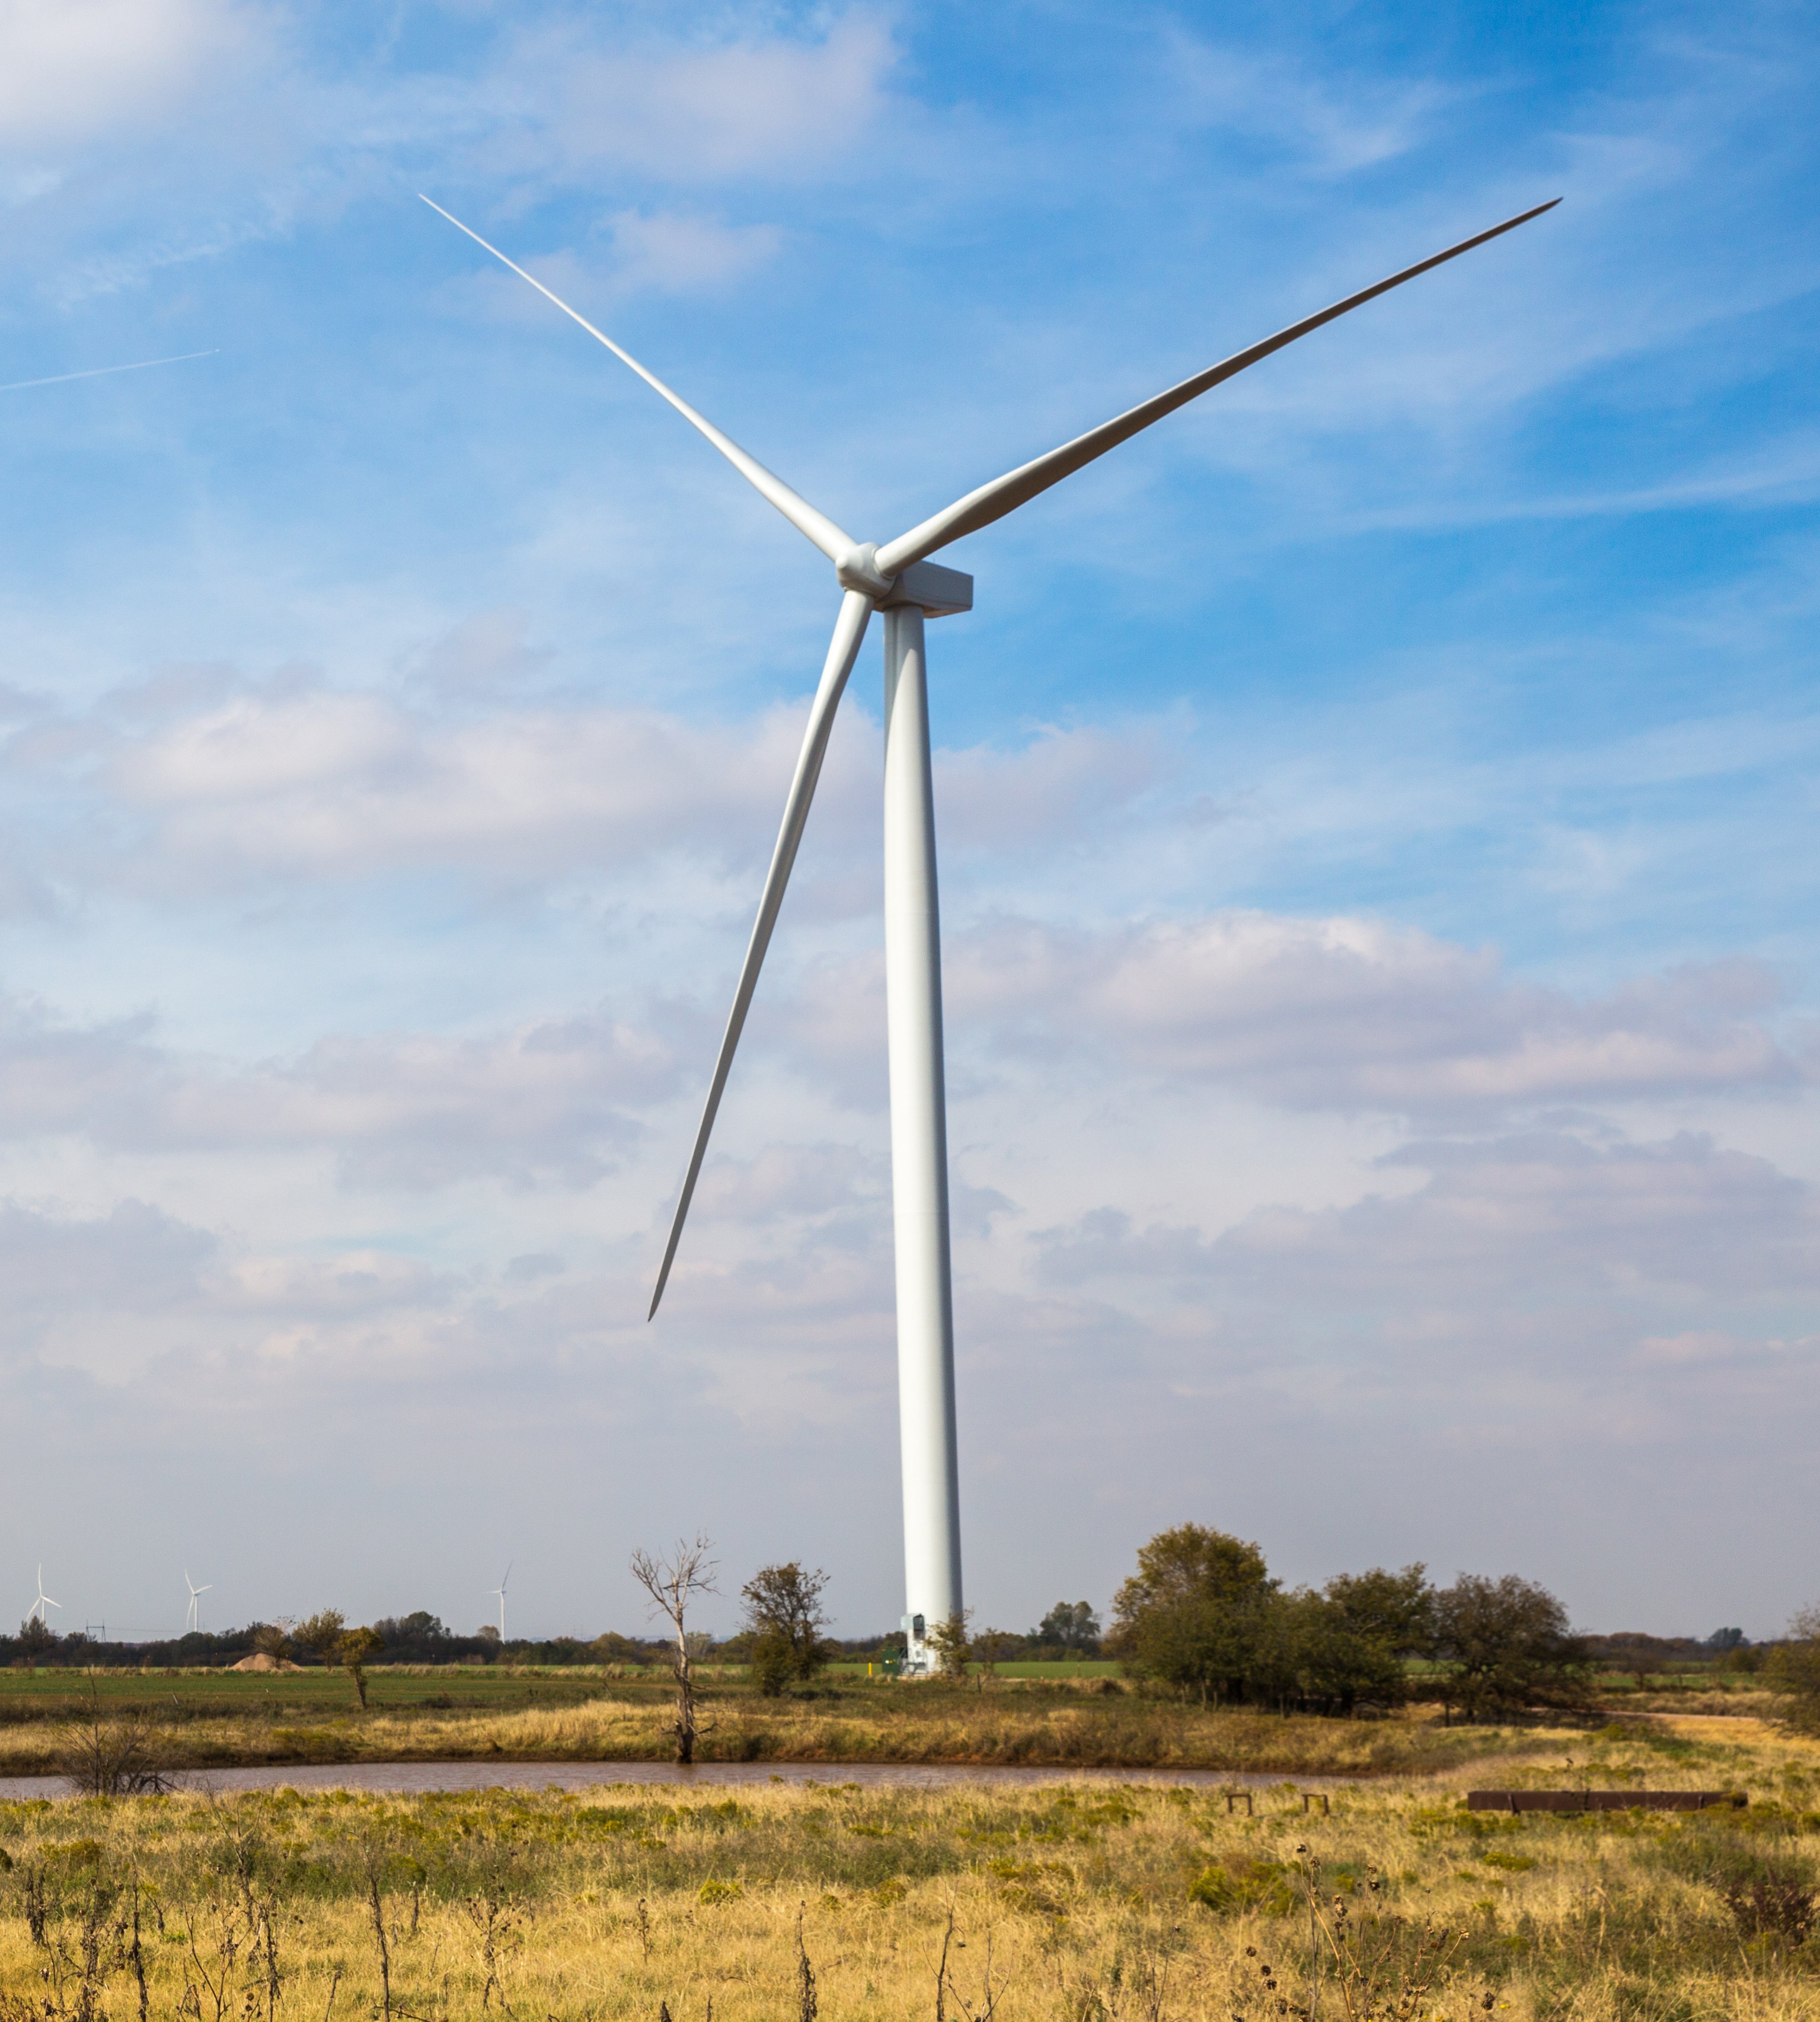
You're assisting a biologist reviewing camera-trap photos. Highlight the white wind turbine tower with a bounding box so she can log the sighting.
[425,192,1558,1673]
[28,1566,60,1627]
[488,1563,512,1640]
[184,1570,212,1635]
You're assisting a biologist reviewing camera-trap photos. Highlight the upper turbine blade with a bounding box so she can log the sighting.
[649,590,876,1319]
[874,199,1560,576]
[420,196,856,565]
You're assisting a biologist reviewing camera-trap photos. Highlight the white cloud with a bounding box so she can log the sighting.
[944,914,1800,1116]
[96,678,824,887]
[0,1196,211,1336]
[0,994,679,1189]
[1164,31,1454,175]
[0,0,263,146]
[605,210,784,296]
[15,669,1174,907]
[517,11,897,184]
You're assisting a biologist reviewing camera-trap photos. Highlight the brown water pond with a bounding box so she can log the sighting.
[0,1760,1339,1801]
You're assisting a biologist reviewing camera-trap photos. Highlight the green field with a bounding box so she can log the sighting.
[0,1666,609,1716]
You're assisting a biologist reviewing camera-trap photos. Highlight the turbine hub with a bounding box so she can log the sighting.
[835,542,896,600]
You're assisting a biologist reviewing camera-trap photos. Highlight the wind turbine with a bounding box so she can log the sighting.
[424,192,1559,1673]
[184,1570,212,1635]
[488,1562,512,1640]
[28,1566,60,1626]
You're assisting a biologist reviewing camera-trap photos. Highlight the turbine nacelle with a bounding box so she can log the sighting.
[881,557,973,618]
[836,544,974,616]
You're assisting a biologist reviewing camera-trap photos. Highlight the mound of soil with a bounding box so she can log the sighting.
[229,1653,306,1672]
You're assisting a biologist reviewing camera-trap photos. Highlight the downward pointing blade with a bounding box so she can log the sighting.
[874,199,1560,576]
[649,590,876,1319]
[419,197,855,565]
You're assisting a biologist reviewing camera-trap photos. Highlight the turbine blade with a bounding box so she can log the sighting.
[649,590,875,1319]
[420,197,855,564]
[874,199,1560,576]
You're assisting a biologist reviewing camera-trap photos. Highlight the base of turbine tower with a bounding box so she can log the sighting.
[900,1611,934,1677]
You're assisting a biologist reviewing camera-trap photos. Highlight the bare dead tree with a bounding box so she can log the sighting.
[56,1681,170,1796]
[630,1535,719,1764]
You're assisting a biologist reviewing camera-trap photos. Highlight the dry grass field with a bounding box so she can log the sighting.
[0,1672,1570,1779]
[2,1713,1817,2020]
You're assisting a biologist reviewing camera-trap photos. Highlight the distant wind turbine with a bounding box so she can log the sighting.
[29,1566,60,1625]
[424,191,1560,1674]
[184,1570,212,1636]
[488,1563,512,1640]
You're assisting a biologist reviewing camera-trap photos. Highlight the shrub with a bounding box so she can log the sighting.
[1188,1858,1295,1915]
[740,1563,833,1687]
[1721,1869,1818,1944]
[1768,1606,1820,1729]
[55,1688,168,1796]
[749,1630,796,1699]
[927,1612,973,1683]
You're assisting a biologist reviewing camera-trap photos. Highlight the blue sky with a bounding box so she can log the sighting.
[0,0,1815,1643]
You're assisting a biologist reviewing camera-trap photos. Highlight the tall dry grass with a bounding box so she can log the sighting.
[0,1684,1549,1778]
[2,1716,1818,2018]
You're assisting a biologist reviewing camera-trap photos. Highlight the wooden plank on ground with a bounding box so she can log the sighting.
[1466,1790,1745,1813]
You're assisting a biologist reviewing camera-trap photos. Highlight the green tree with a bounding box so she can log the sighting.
[739,1563,832,1695]
[1432,1574,1590,1720]
[1108,1524,1278,1702]
[1323,1565,1435,1657]
[1280,1591,1408,1713]
[1109,1524,1273,1640]
[1032,1601,1101,1655]
[292,1609,346,1668]
[17,1617,59,1659]
[1127,1590,1273,1703]
[337,1626,383,1709]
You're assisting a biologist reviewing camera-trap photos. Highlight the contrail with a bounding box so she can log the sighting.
[0,348,219,394]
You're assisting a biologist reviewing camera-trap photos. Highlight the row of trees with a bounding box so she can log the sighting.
[1103,1525,1589,1718]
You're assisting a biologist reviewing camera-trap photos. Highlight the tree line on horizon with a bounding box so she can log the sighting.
[0,1587,1106,1672]
[4,1522,1790,1728]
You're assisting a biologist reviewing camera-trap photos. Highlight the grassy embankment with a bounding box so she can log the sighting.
[0,1669,1573,1779]
[2,1716,1816,2019]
